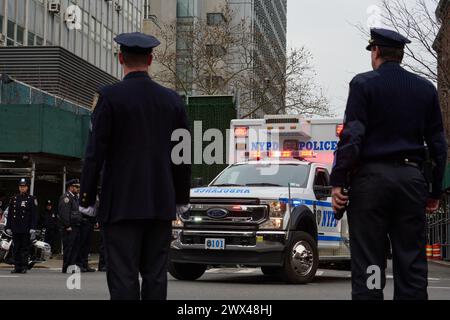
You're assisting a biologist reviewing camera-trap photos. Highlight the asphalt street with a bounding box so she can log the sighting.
[0,262,449,300]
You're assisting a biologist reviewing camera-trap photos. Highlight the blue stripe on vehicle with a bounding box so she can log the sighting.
[279,198,333,208]
[318,235,342,242]
[316,201,333,208]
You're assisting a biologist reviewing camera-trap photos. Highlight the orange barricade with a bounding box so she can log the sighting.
[432,244,442,261]
[426,245,433,260]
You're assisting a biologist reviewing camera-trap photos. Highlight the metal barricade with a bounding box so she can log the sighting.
[426,196,450,261]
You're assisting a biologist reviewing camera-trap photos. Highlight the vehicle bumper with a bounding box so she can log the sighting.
[170,229,287,267]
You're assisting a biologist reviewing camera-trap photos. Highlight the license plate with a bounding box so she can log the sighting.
[205,238,225,250]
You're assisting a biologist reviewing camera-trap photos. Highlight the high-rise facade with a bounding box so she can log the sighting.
[252,0,287,115]
[0,0,144,208]
[143,0,287,116]
[0,0,143,79]
[435,0,450,159]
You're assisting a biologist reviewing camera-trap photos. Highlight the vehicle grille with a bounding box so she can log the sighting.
[183,198,269,230]
[181,234,257,247]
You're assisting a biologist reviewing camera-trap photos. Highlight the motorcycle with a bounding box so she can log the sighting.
[0,223,52,270]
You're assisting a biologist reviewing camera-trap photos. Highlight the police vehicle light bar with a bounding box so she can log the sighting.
[246,150,317,160]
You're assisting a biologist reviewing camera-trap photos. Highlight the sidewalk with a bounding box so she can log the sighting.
[430,260,450,269]
[0,254,100,270]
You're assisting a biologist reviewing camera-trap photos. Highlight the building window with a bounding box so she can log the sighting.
[7,19,14,44]
[28,31,35,46]
[143,0,151,19]
[207,13,225,26]
[17,25,24,45]
[177,0,197,18]
[83,11,89,35]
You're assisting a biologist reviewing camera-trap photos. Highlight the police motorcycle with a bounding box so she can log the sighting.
[0,209,52,270]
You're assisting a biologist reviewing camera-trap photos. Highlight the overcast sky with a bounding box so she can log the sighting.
[287,0,386,117]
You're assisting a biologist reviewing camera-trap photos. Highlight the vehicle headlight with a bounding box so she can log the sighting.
[172,215,184,228]
[260,218,284,230]
[268,201,287,218]
[259,201,287,230]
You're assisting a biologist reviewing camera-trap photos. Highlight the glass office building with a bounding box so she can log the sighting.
[0,0,143,79]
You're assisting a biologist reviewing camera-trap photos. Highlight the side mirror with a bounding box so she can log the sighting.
[314,185,332,200]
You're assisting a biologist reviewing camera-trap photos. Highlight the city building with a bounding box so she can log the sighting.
[0,0,143,79]
[143,0,287,117]
[433,0,450,261]
[0,0,142,217]
[435,0,450,146]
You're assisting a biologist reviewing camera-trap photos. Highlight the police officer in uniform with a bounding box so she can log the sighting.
[58,179,82,273]
[77,206,96,272]
[5,178,38,274]
[331,28,448,300]
[41,200,59,257]
[94,194,107,272]
[79,32,191,300]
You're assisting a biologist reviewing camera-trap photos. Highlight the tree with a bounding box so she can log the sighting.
[357,0,449,89]
[151,6,331,118]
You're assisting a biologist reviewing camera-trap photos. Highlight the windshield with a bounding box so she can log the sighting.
[211,164,310,188]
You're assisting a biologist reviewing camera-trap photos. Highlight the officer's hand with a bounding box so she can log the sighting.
[332,187,349,212]
[5,229,12,236]
[426,199,440,214]
[66,227,72,232]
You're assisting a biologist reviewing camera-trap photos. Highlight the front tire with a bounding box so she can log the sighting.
[168,261,207,281]
[281,231,319,284]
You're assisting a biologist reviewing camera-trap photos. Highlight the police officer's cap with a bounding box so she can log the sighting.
[18,178,30,186]
[66,179,80,188]
[366,28,411,51]
[114,32,160,54]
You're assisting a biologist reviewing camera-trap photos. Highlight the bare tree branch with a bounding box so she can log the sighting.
[152,5,332,118]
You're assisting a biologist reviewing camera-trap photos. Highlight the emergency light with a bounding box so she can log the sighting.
[246,150,317,160]
[336,124,344,137]
[234,127,249,138]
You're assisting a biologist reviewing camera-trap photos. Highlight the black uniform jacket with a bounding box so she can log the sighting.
[331,62,447,199]
[80,71,191,224]
[58,192,82,228]
[6,193,38,234]
[40,208,59,231]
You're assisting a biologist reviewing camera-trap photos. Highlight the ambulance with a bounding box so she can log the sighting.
[169,115,351,284]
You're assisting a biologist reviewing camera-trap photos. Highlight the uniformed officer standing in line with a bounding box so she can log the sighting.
[79,32,191,300]
[41,200,59,258]
[77,205,96,272]
[58,179,82,273]
[5,178,38,274]
[93,194,107,272]
[331,28,448,300]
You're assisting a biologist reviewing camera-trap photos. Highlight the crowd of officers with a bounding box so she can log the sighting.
[0,178,106,274]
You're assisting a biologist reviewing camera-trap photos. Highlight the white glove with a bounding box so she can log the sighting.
[176,204,191,215]
[5,229,12,236]
[79,206,96,217]
[30,229,36,241]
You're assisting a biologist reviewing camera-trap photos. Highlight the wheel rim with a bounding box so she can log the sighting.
[291,240,314,276]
